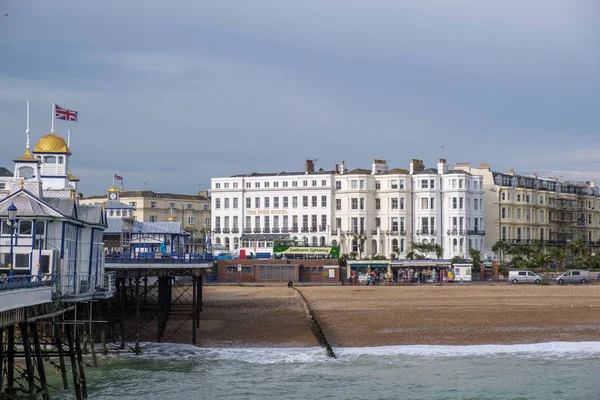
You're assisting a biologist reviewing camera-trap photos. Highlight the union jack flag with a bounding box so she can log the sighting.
[55,104,78,122]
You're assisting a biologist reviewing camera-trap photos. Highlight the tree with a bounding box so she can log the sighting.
[433,244,443,260]
[491,240,511,264]
[352,234,367,260]
[469,248,482,270]
[548,247,565,271]
[408,242,433,259]
[530,252,551,272]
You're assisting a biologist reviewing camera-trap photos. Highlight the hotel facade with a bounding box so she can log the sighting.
[211,159,485,259]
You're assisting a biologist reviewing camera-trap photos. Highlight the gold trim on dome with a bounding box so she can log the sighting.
[67,169,80,182]
[107,186,119,193]
[33,132,71,154]
[13,148,40,162]
[168,215,176,221]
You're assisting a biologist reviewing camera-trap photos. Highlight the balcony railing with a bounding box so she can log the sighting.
[253,228,261,233]
[272,228,280,233]
[281,227,290,233]
[231,228,239,233]
[262,228,271,233]
[213,228,221,233]
[60,272,116,299]
[243,228,252,233]
[400,230,407,236]
[371,229,379,235]
[301,227,309,233]
[222,228,231,233]
[319,225,327,232]
[310,226,317,232]
[290,227,299,233]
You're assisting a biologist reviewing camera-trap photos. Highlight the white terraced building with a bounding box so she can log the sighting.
[210,158,485,259]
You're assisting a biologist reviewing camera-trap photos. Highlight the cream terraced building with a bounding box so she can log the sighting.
[470,164,600,252]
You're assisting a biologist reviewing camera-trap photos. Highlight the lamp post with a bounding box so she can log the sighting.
[7,203,17,282]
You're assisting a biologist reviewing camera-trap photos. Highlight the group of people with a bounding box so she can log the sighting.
[347,267,458,285]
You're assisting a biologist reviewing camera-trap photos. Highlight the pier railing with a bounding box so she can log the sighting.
[0,273,58,291]
[59,271,116,299]
[105,252,213,264]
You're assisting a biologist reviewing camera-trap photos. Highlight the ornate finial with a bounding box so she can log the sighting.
[20,178,24,188]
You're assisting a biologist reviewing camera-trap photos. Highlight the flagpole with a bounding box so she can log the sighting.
[26,101,30,150]
[113,173,115,188]
[51,102,55,133]
[67,129,71,148]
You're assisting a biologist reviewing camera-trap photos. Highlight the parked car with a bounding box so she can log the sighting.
[555,270,589,284]
[508,270,541,284]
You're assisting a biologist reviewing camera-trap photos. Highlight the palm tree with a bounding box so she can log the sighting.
[530,252,551,272]
[352,234,367,260]
[433,244,443,260]
[469,248,482,270]
[491,240,511,264]
[548,247,565,271]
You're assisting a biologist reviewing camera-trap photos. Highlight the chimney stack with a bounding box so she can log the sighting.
[508,169,515,176]
[305,159,315,174]
[409,159,424,174]
[340,160,345,174]
[371,159,388,175]
[335,164,339,174]
[479,163,490,170]
[437,159,448,175]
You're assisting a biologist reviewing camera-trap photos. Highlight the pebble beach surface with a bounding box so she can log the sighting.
[197,284,600,347]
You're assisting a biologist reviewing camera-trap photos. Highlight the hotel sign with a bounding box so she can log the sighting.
[246,209,288,215]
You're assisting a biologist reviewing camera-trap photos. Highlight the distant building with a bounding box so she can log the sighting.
[80,188,210,252]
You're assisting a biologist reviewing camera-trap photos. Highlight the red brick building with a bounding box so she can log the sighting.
[214,259,340,283]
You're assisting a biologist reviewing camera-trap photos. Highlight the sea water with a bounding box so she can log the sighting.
[50,342,600,399]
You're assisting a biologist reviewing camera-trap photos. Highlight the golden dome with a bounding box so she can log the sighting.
[168,215,176,221]
[107,186,119,193]
[33,132,71,154]
[13,148,39,162]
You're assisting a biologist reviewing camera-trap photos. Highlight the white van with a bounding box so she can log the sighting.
[508,270,541,284]
[555,270,590,284]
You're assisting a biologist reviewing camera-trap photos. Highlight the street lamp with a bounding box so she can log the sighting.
[7,203,17,281]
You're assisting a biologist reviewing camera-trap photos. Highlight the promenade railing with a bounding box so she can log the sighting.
[105,252,213,264]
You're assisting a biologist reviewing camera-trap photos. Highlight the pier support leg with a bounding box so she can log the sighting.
[31,323,50,400]
[18,322,36,400]
[135,277,141,355]
[54,324,69,390]
[66,325,82,400]
[6,325,14,398]
[192,277,197,345]
[0,327,4,395]
[75,327,88,398]
[100,327,108,355]
[198,275,203,313]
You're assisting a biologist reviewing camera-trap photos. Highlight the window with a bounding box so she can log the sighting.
[303,196,308,207]
[169,202,175,208]
[303,180,308,187]
[502,207,506,218]
[375,181,381,190]
[35,221,45,235]
[351,180,358,189]
[312,196,317,207]
[188,217,195,225]
[421,180,428,189]
[233,198,238,209]
[351,198,358,210]
[391,217,399,232]
[205,218,211,226]
[517,194,521,202]
[224,198,230,209]
[264,197,270,208]
[321,196,327,207]
[255,216,260,228]
[376,198,381,210]
[255,182,260,188]
[129,201,137,207]
[517,209,521,220]
[335,218,342,230]
[502,192,506,201]
[292,181,298,187]
[430,197,435,210]
[430,179,435,189]
[283,197,289,208]
[224,216,230,228]
[400,198,405,210]
[246,198,251,208]
[224,183,229,189]
[215,199,220,209]
[421,198,428,209]
[312,180,317,186]
[246,182,251,188]
[474,199,478,210]
[452,197,457,209]
[399,180,405,189]
[273,181,278,187]
[336,181,341,190]
[400,217,405,231]
[391,180,398,189]
[19,220,32,235]
[459,179,463,189]
[151,201,157,208]
[452,179,457,189]
[474,181,479,190]
[459,198,464,209]
[321,180,327,186]
[255,197,260,208]
[149,216,157,222]
[187,203,193,209]
[233,182,238,188]
[264,182,269,188]
[246,216,251,228]
[360,198,365,210]
[392,198,398,209]
[274,197,279,208]
[293,197,298,208]
[360,180,365,189]
[283,181,288,187]
[336,199,342,211]
[215,183,221,189]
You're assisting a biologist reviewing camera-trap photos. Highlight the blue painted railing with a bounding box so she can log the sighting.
[105,252,213,264]
[0,273,58,291]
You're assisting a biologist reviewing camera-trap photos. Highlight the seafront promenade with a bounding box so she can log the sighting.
[197,285,600,348]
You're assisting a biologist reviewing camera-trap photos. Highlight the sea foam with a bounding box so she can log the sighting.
[122,341,600,364]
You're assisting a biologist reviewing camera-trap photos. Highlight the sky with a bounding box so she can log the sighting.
[0,0,598,195]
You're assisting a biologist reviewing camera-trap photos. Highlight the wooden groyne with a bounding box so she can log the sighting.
[292,287,336,358]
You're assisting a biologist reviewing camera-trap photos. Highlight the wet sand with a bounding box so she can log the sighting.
[197,284,600,347]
